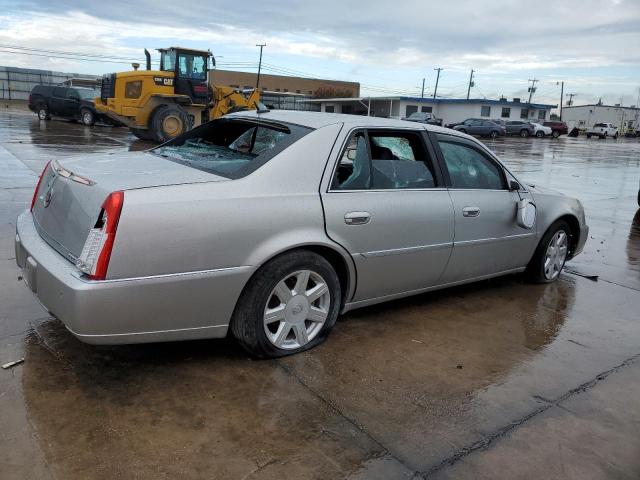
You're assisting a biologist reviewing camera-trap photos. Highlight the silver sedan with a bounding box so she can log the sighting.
[15,111,588,357]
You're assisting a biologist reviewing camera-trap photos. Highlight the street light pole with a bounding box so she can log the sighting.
[255,43,266,90]
[557,81,564,120]
[421,78,425,99]
[466,69,474,100]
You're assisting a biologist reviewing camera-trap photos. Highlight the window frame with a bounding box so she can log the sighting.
[430,132,510,191]
[501,107,511,118]
[327,127,445,193]
[480,105,491,117]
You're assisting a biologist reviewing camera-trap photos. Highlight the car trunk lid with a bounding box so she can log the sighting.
[31,152,225,262]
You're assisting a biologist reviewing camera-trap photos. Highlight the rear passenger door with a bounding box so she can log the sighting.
[321,128,454,302]
[433,133,537,282]
[49,87,68,116]
[64,88,81,117]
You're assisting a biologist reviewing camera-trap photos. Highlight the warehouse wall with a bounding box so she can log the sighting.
[0,66,100,100]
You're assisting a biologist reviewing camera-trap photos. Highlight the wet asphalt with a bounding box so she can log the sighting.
[1,105,639,479]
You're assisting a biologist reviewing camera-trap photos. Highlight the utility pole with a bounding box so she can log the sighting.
[566,93,576,107]
[466,69,474,100]
[527,78,538,104]
[421,78,425,99]
[556,81,564,120]
[433,67,442,98]
[255,43,266,90]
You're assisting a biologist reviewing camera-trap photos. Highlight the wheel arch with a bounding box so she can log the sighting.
[539,214,580,259]
[244,243,356,308]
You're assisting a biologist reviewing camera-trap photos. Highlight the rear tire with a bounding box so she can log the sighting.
[37,106,50,121]
[230,250,341,358]
[150,104,191,143]
[490,130,499,139]
[552,130,560,138]
[520,129,529,137]
[536,130,544,138]
[526,220,572,283]
[613,132,619,139]
[80,108,95,126]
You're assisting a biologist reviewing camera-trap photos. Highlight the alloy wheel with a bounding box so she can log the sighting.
[263,270,331,350]
[544,229,568,280]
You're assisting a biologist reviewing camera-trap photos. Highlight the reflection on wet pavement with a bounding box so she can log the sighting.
[1,107,639,479]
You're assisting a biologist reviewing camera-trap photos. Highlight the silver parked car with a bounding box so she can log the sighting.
[15,111,588,357]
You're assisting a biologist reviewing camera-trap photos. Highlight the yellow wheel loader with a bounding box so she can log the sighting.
[95,47,262,142]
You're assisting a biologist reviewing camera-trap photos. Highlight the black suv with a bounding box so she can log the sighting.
[28,85,103,126]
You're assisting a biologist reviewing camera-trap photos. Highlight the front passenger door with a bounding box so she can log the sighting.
[434,133,537,282]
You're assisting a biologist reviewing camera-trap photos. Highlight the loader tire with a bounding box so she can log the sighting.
[150,104,190,143]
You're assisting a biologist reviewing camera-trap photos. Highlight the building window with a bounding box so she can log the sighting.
[275,88,281,92]
[501,107,511,118]
[296,89,301,94]
[405,105,418,117]
[520,108,529,119]
[230,84,240,88]
[243,85,252,90]
[480,106,491,117]
[325,105,335,113]
[538,110,546,120]
[421,106,433,113]
[308,90,313,95]
[284,88,288,92]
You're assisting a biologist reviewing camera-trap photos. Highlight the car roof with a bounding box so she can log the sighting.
[228,109,456,135]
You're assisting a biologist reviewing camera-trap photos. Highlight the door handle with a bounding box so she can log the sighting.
[344,211,371,225]
[462,206,480,217]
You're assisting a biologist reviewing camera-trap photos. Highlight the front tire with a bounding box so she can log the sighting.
[150,104,191,143]
[526,220,571,283]
[230,250,341,358]
[490,130,499,139]
[80,108,95,126]
[520,129,529,137]
[552,130,560,138]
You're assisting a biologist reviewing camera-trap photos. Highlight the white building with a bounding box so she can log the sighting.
[561,104,640,131]
[304,96,556,125]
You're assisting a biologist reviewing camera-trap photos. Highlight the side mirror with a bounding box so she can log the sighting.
[516,198,536,229]
[346,149,357,161]
[509,180,521,191]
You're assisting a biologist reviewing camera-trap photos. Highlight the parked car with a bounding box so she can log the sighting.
[452,118,506,138]
[402,111,443,126]
[543,121,568,138]
[504,120,535,137]
[530,122,553,138]
[28,85,103,126]
[586,123,619,139]
[15,111,588,357]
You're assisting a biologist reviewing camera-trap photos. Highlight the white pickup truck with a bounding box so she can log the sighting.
[586,123,619,139]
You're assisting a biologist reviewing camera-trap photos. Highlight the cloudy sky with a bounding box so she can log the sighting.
[2,0,640,108]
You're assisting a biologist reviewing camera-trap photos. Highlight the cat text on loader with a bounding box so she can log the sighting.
[95,47,261,142]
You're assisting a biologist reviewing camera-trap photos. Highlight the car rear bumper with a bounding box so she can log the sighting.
[15,211,252,345]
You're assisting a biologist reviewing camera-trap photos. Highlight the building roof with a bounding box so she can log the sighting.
[304,96,556,109]
[563,104,639,111]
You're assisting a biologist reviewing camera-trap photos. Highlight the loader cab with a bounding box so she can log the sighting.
[159,47,211,105]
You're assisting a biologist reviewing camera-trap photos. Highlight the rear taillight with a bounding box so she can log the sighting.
[76,191,124,280]
[30,161,51,211]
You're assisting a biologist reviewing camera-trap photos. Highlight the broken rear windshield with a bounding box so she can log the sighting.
[152,117,312,179]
